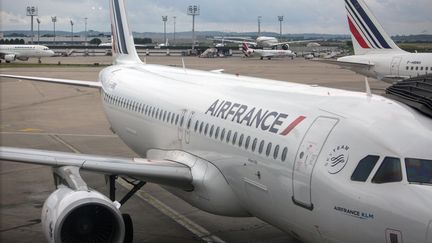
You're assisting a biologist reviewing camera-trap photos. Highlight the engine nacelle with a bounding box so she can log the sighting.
[4,54,16,62]
[42,187,125,243]
[281,44,290,50]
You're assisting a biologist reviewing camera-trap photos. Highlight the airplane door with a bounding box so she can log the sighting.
[177,109,187,141]
[292,117,338,210]
[185,111,195,144]
[390,57,402,76]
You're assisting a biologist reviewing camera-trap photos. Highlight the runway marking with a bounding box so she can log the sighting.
[49,135,225,243]
[18,128,43,132]
[118,179,225,243]
[1,131,117,138]
[49,135,81,153]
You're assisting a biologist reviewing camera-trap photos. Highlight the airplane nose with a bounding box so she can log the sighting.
[49,50,55,56]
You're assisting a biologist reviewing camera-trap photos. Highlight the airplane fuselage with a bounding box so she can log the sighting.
[0,45,55,62]
[338,52,432,82]
[98,64,432,243]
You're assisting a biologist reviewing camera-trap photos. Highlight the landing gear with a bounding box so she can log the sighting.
[267,57,272,60]
[108,175,146,243]
[260,57,264,60]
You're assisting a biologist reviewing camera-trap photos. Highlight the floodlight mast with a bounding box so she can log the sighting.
[26,6,38,44]
[257,16,262,37]
[36,18,41,44]
[278,16,284,40]
[162,16,168,45]
[187,5,200,50]
[173,16,176,44]
[51,16,57,43]
[70,20,74,43]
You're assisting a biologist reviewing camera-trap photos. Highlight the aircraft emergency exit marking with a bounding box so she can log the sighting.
[205,99,306,136]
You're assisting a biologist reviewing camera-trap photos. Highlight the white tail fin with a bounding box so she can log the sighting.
[109,0,142,64]
[345,0,405,55]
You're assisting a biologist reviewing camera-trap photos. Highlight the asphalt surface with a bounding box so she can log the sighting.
[0,55,389,243]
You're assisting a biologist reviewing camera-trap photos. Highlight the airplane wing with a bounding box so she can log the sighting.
[0,146,193,190]
[314,59,374,69]
[0,74,102,88]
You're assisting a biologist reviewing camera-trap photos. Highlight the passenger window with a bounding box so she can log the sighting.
[426,67,429,71]
[421,67,424,71]
[180,114,185,126]
[266,143,272,156]
[163,111,167,121]
[238,134,244,147]
[156,108,159,118]
[351,155,380,182]
[187,117,192,129]
[171,113,175,124]
[204,124,209,135]
[259,140,265,154]
[415,67,419,70]
[175,114,179,125]
[210,125,214,137]
[245,136,251,149]
[405,158,432,184]
[372,157,402,184]
[199,122,204,134]
[221,128,226,141]
[226,130,231,143]
[411,67,414,70]
[281,147,288,162]
[232,132,237,145]
[194,121,199,132]
[252,138,257,152]
[273,145,279,159]
[406,66,409,70]
[215,127,220,139]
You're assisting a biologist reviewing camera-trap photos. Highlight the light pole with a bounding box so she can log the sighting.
[51,16,57,43]
[162,16,168,45]
[278,16,284,40]
[173,16,176,44]
[257,16,262,37]
[84,17,88,45]
[187,5,200,50]
[36,18,41,44]
[70,20,74,43]
[26,6,38,44]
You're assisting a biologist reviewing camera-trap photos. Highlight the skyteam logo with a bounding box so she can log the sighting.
[345,0,392,50]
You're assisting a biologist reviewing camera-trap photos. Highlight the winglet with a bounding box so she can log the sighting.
[109,0,142,64]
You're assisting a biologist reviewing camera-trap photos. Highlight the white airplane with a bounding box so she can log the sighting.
[1,0,432,243]
[0,44,55,63]
[334,0,432,82]
[223,36,320,51]
[242,42,296,60]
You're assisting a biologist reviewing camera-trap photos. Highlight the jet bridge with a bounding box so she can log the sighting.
[385,74,432,118]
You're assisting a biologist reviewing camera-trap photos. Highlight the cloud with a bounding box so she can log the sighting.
[1,0,431,35]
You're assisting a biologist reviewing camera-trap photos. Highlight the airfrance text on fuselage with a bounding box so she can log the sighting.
[205,99,305,136]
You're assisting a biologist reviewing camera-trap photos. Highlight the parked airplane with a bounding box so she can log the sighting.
[0,44,55,63]
[222,36,314,50]
[242,42,296,60]
[333,0,432,82]
[1,0,432,243]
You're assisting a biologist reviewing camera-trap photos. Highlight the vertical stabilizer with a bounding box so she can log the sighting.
[109,0,142,64]
[345,0,405,55]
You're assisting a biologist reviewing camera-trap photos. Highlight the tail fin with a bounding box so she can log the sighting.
[109,0,142,64]
[344,0,405,55]
[242,42,250,56]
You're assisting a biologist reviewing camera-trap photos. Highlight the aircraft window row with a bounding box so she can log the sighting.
[351,155,380,182]
[102,91,182,127]
[406,66,431,71]
[193,119,288,162]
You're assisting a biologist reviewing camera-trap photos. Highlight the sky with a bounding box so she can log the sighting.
[1,0,431,35]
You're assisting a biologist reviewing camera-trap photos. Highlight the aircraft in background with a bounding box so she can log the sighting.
[221,36,321,51]
[330,0,432,82]
[0,44,55,63]
[1,0,432,243]
[242,42,296,60]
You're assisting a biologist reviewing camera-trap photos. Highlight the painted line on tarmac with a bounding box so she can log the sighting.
[50,135,225,243]
[1,131,117,138]
[118,179,225,243]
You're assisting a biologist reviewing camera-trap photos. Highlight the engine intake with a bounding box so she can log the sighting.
[42,187,125,243]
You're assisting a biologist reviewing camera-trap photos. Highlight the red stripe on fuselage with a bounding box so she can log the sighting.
[347,16,369,48]
[279,116,306,136]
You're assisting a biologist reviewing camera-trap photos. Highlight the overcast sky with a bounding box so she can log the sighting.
[1,0,431,35]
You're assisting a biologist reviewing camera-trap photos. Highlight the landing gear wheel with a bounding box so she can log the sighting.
[122,213,134,243]
[260,57,264,60]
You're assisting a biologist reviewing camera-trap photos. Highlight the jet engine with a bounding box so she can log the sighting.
[41,187,125,243]
[282,44,290,50]
[4,54,16,62]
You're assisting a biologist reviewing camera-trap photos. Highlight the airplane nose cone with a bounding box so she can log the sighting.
[49,50,55,56]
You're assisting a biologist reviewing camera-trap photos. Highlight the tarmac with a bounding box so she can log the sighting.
[0,55,390,243]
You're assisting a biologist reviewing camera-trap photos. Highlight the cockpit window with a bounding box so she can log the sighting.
[351,155,380,182]
[405,158,432,184]
[372,157,402,184]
